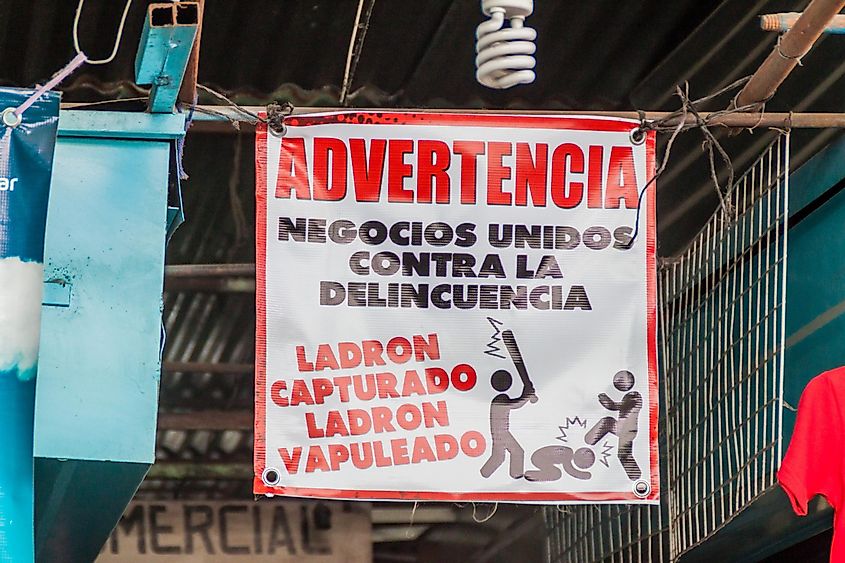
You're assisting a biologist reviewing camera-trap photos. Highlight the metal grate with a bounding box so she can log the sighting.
[544,134,789,562]
[659,134,789,558]
[544,503,669,563]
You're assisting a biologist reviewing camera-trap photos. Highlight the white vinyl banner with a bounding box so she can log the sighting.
[255,112,658,503]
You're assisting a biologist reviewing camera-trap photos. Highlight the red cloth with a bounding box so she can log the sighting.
[778,368,845,562]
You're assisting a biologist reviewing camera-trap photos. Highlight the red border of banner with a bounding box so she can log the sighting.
[645,131,659,502]
[254,113,659,502]
[255,117,269,488]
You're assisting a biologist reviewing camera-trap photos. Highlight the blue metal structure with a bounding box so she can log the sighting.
[30,110,185,562]
[10,4,198,557]
[135,2,199,113]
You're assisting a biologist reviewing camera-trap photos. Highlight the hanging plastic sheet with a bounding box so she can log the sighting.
[0,88,59,562]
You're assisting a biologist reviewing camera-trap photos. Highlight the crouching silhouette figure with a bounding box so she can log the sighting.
[524,445,596,481]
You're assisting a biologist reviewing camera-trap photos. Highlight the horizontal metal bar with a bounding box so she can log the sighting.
[158,410,252,430]
[53,104,845,132]
[371,506,457,525]
[164,277,255,293]
[372,526,429,544]
[164,264,256,292]
[147,462,253,480]
[183,106,845,129]
[58,110,187,139]
[165,263,255,277]
[162,361,253,374]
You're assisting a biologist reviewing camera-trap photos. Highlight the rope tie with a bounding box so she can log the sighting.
[267,102,294,137]
[194,84,292,136]
[624,76,764,248]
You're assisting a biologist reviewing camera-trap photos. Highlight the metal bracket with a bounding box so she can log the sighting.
[43,280,72,308]
[135,2,200,113]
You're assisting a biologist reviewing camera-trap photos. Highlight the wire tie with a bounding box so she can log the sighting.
[776,35,804,66]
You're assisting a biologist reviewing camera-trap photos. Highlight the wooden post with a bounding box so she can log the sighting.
[735,0,845,109]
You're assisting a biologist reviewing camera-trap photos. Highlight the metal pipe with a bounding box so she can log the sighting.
[735,0,845,109]
[164,277,255,293]
[162,361,254,374]
[186,106,845,130]
[165,263,255,277]
[147,462,253,480]
[761,12,845,34]
[158,410,252,430]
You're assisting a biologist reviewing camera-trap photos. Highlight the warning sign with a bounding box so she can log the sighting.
[255,112,658,503]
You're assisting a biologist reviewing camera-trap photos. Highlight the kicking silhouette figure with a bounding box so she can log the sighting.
[585,370,642,481]
[524,445,596,481]
[480,330,538,479]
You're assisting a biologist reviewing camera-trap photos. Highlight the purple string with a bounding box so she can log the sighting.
[14,52,87,118]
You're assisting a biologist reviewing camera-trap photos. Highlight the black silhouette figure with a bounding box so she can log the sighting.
[585,370,642,480]
[524,445,596,481]
[480,330,538,479]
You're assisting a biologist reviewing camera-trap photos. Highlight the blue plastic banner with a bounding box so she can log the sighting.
[0,88,59,563]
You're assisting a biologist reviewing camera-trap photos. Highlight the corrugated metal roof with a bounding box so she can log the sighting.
[4,0,836,256]
[0,0,721,108]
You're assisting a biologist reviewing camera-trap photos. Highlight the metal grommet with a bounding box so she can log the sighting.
[629,127,646,145]
[2,108,21,128]
[262,466,282,487]
[266,101,293,138]
[633,479,651,498]
[268,121,286,138]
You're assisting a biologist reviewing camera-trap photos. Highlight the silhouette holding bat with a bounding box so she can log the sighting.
[480,329,538,479]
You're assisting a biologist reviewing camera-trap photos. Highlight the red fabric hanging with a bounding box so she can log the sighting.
[779,368,845,562]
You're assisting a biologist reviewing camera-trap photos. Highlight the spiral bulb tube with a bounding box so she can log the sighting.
[475,0,537,89]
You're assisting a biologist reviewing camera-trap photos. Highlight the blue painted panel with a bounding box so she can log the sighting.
[788,134,845,218]
[785,191,845,338]
[33,136,168,464]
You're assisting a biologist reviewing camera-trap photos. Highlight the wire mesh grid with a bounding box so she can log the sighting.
[544,134,789,563]
[659,133,789,558]
[545,503,670,563]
